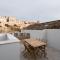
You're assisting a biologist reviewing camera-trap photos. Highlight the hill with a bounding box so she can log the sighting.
[23,20,60,30]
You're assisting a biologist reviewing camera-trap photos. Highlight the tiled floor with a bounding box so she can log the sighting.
[20,42,60,60]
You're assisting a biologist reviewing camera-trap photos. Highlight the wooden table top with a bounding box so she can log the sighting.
[24,39,46,48]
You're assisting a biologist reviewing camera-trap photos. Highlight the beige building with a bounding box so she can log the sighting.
[7,16,16,22]
[0,16,16,22]
[0,16,7,22]
[0,16,38,32]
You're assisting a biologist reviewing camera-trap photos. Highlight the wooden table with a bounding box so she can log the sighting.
[23,38,47,59]
[24,39,46,47]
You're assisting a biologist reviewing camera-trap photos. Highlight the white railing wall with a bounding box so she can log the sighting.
[47,29,60,50]
[21,30,47,40]
[21,29,60,50]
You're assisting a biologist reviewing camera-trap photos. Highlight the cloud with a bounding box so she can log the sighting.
[0,0,60,22]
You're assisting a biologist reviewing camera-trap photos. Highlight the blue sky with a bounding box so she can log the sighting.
[0,0,60,22]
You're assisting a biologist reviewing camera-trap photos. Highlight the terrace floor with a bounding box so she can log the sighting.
[0,42,60,60]
[20,42,60,60]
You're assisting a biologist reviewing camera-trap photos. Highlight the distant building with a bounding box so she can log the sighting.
[0,16,7,22]
[0,16,16,22]
[8,16,16,22]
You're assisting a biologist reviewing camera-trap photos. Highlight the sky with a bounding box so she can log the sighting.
[0,0,60,22]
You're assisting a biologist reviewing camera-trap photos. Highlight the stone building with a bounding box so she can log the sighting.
[0,16,16,22]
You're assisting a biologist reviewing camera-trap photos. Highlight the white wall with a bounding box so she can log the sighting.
[7,33,19,41]
[21,30,47,40]
[21,29,60,50]
[47,29,60,50]
[0,33,8,41]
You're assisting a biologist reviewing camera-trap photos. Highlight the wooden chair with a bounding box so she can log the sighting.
[38,40,48,58]
[22,41,37,58]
